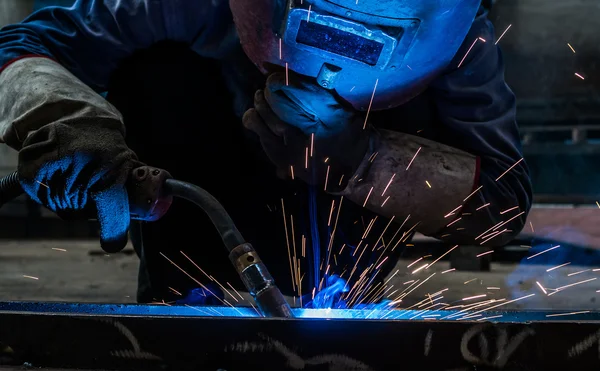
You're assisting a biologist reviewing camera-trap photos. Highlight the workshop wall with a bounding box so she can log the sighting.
[489,1,600,198]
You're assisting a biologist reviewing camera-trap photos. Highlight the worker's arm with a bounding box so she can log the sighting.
[0,0,232,251]
[338,9,532,245]
[0,0,231,148]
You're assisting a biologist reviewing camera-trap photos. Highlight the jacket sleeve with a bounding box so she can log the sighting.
[338,8,531,247]
[0,0,231,91]
[428,8,532,246]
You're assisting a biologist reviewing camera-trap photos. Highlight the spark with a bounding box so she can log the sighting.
[227,282,245,301]
[249,303,263,317]
[305,147,308,169]
[547,262,570,272]
[445,205,463,218]
[463,294,487,301]
[485,211,525,234]
[495,158,523,182]
[279,38,282,60]
[487,287,500,290]
[546,311,590,318]
[412,264,429,274]
[477,315,503,321]
[285,63,289,85]
[446,217,462,227]
[469,293,536,317]
[476,250,494,258]
[23,275,39,280]
[180,252,239,302]
[281,199,295,291]
[310,133,314,157]
[526,245,559,260]
[381,174,396,196]
[567,43,576,53]
[383,270,400,286]
[442,268,455,274]
[324,165,330,191]
[363,79,379,129]
[369,152,379,162]
[325,197,344,270]
[168,287,182,296]
[406,147,422,170]
[52,248,67,252]
[159,253,229,306]
[290,165,295,180]
[458,38,481,68]
[549,278,597,295]
[327,200,335,226]
[495,24,512,45]
[183,305,212,316]
[363,186,374,207]
[597,201,600,208]
[500,206,519,214]
[425,180,432,188]
[407,257,423,268]
[403,280,415,285]
[530,221,534,232]
[307,5,312,22]
[312,287,316,299]
[395,273,437,301]
[593,268,600,272]
[427,245,458,270]
[475,203,490,211]
[338,174,345,186]
[375,256,389,270]
[568,269,590,277]
[381,196,390,207]
[464,186,483,202]
[464,278,478,285]
[575,73,585,80]
[536,281,547,294]
[350,86,355,92]
[36,180,49,188]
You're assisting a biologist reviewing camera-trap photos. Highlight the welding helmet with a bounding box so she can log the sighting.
[230,0,480,111]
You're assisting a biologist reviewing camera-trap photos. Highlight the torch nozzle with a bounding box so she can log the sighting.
[229,243,294,318]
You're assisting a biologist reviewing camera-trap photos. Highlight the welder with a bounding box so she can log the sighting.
[0,0,531,305]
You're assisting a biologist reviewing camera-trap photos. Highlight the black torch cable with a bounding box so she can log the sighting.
[163,179,245,252]
[0,171,22,207]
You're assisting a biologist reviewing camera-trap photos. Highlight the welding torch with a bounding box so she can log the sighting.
[0,167,293,318]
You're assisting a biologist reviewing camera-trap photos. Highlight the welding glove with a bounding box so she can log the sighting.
[243,73,372,191]
[18,121,141,253]
[0,58,141,253]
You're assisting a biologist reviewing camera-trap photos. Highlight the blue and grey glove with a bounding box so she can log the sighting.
[18,120,141,252]
[0,58,141,253]
[243,72,372,191]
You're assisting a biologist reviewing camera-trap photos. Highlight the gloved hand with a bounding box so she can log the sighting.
[243,72,372,191]
[18,120,141,253]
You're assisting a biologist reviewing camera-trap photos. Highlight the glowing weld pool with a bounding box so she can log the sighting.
[1,301,600,322]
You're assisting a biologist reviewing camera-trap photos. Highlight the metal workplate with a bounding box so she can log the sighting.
[1,302,600,370]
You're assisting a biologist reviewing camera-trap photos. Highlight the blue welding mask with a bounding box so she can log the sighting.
[230,0,480,111]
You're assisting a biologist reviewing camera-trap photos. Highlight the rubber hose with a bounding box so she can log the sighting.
[0,171,22,208]
[164,179,245,252]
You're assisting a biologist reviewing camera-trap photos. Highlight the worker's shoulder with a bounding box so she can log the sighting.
[186,0,240,59]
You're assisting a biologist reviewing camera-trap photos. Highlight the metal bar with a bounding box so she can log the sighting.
[0,302,599,370]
